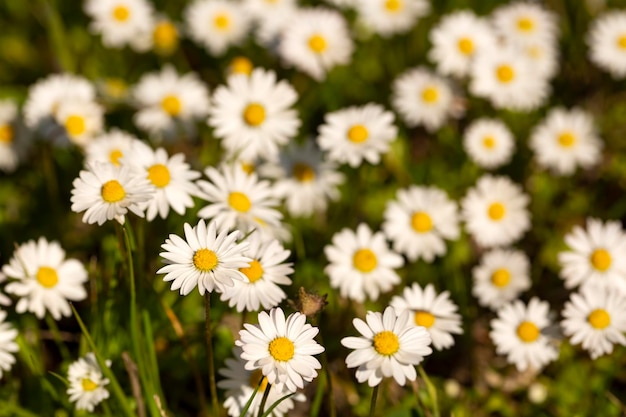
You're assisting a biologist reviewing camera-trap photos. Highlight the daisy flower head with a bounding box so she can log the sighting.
[461,174,531,248]
[84,129,141,168]
[0,310,18,380]
[67,353,110,412]
[522,39,559,80]
[133,65,211,135]
[354,0,430,38]
[428,10,498,78]
[209,68,300,162]
[341,306,433,387]
[324,223,404,303]
[317,103,398,168]
[491,1,558,48]
[558,218,626,293]
[2,237,87,320]
[390,283,463,351]
[587,11,626,78]
[382,185,460,262]
[278,8,354,81]
[53,99,104,147]
[243,0,297,46]
[472,248,531,310]
[529,107,602,176]
[157,219,251,295]
[84,0,154,51]
[236,307,325,392]
[462,118,515,169]
[0,99,20,172]
[391,67,456,132]
[184,0,251,56]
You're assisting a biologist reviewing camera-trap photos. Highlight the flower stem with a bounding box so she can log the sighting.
[418,365,440,417]
[205,292,219,416]
[369,385,379,417]
[256,382,271,417]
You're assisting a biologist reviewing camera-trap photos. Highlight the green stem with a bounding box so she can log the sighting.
[205,292,219,416]
[369,385,379,417]
[256,382,271,417]
[418,365,440,417]
[44,315,71,361]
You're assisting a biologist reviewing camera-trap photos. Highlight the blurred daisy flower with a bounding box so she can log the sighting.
[227,56,255,77]
[341,306,433,387]
[67,353,110,412]
[462,118,515,170]
[382,185,460,262]
[0,273,10,306]
[244,0,297,46]
[84,129,141,168]
[491,1,558,48]
[151,17,179,55]
[390,283,463,351]
[0,310,18,380]
[317,103,398,168]
[157,219,251,295]
[587,11,626,78]
[461,175,530,248]
[2,237,87,320]
[324,223,403,303]
[84,0,154,51]
[236,307,325,392]
[0,99,21,172]
[354,0,430,38]
[53,99,104,148]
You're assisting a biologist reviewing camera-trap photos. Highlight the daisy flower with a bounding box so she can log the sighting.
[324,223,404,303]
[278,8,354,81]
[67,353,110,412]
[391,67,456,132]
[341,306,433,387]
[558,218,626,293]
[54,99,104,147]
[0,99,20,172]
[133,65,211,134]
[587,11,626,78]
[390,283,463,351]
[2,237,87,320]
[382,185,460,262]
[462,118,515,169]
[243,0,297,45]
[491,1,558,48]
[209,68,300,162]
[0,310,18,380]
[84,129,140,168]
[184,0,251,56]
[354,0,430,38]
[236,307,325,392]
[472,248,531,310]
[157,219,251,295]
[84,0,154,51]
[70,161,154,225]
[529,107,602,175]
[561,286,626,359]
[522,39,559,80]
[490,298,559,371]
[461,175,531,248]
[220,234,293,312]
[317,103,398,168]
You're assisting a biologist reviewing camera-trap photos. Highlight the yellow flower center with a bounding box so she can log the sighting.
[193,248,219,272]
[421,87,439,104]
[240,259,264,283]
[491,268,511,288]
[373,330,400,356]
[36,266,59,288]
[230,56,253,75]
[161,95,182,116]
[588,308,611,329]
[352,249,378,273]
[414,310,435,328]
[268,336,295,361]
[240,161,255,175]
[0,124,14,144]
[105,78,128,99]
[384,0,402,12]
[101,180,126,203]
[590,248,611,271]
[516,321,540,343]
[248,369,269,392]
[228,191,252,212]
[243,103,266,127]
[487,202,506,221]
[517,17,535,32]
[618,35,626,50]
[308,34,327,53]
[557,131,576,148]
[214,13,231,30]
[496,64,515,83]
[153,21,178,51]
[147,163,171,188]
[482,136,496,149]
[109,149,123,166]
[64,115,86,137]
[347,124,369,143]
[81,378,98,392]
[457,37,474,55]
[411,211,433,233]
[112,5,130,22]
[292,163,315,182]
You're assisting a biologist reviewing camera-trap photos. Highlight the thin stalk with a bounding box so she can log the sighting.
[256,383,271,417]
[311,317,335,417]
[418,365,440,417]
[369,385,379,417]
[205,292,219,416]
[122,224,142,381]
[44,315,71,361]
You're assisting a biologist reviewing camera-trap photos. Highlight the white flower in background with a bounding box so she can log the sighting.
[3,237,87,320]
[324,223,403,303]
[54,99,104,147]
[561,286,626,359]
[461,175,530,248]
[0,273,11,306]
[382,185,460,262]
[278,8,354,81]
[341,306,433,387]
[391,67,456,132]
[472,248,531,310]
[354,0,430,38]
[209,68,300,162]
[390,283,463,351]
[0,99,19,172]
[522,40,559,80]
[0,310,18,380]
[587,11,626,78]
[84,129,141,168]
[67,353,110,412]
[529,107,602,175]
[184,0,251,56]
[84,0,154,51]
[463,118,515,169]
[491,1,558,48]
[243,0,297,45]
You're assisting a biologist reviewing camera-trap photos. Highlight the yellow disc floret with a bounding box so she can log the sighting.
[240,259,264,283]
[516,321,540,343]
[243,103,266,127]
[193,248,219,272]
[411,211,433,233]
[228,191,252,213]
[352,249,378,273]
[487,202,506,221]
[36,266,59,288]
[588,308,611,329]
[268,336,295,361]
[373,330,400,356]
[590,249,611,272]
[101,180,126,203]
[414,310,436,328]
[491,268,511,288]
[147,164,171,188]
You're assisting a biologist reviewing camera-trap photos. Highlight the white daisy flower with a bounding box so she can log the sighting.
[54,99,104,148]
[2,237,87,320]
[133,65,211,134]
[243,0,297,46]
[587,11,626,78]
[236,307,325,392]
[354,0,430,38]
[529,107,602,176]
[491,1,558,48]
[317,103,398,168]
[472,248,531,310]
[67,352,110,412]
[561,286,626,359]
[461,175,531,248]
[220,234,293,312]
[391,67,456,132]
[184,0,251,56]
[558,218,626,293]
[522,39,559,80]
[324,223,404,303]
[0,310,18,380]
[278,8,354,81]
[157,219,251,295]
[463,118,515,169]
[429,10,498,78]
[382,185,460,262]
[84,129,140,168]
[341,306,433,387]
[390,283,463,351]
[0,99,19,173]
[209,68,300,162]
